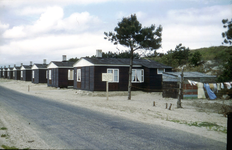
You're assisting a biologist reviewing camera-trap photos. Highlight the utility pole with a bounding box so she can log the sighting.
[177,67,184,108]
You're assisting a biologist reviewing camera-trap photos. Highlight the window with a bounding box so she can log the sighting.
[157,68,165,74]
[46,70,48,79]
[32,71,34,78]
[77,69,81,82]
[49,70,51,80]
[68,69,74,80]
[7,72,9,77]
[21,71,23,77]
[13,72,15,77]
[132,69,144,83]
[107,69,119,82]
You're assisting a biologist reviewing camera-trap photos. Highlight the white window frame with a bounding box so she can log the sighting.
[68,69,74,80]
[32,70,34,79]
[46,70,48,79]
[21,71,23,78]
[49,70,51,80]
[107,69,119,83]
[132,69,144,83]
[157,68,165,74]
[77,69,81,82]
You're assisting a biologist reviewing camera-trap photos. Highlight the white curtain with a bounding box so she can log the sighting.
[137,70,141,82]
[132,70,135,81]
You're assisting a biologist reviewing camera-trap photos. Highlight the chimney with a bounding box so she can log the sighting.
[30,61,33,66]
[62,55,67,62]
[14,64,16,67]
[8,65,10,68]
[21,63,23,66]
[43,59,46,65]
[96,49,102,58]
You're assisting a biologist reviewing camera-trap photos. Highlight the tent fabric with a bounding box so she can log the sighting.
[204,83,217,100]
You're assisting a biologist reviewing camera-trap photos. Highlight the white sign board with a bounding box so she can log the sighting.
[102,73,113,82]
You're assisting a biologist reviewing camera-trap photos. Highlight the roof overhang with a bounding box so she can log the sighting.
[73,58,142,68]
[31,65,39,70]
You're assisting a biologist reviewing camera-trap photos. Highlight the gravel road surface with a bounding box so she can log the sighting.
[0,86,226,149]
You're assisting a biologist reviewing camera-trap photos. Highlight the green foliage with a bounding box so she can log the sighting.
[104,14,162,52]
[0,127,7,130]
[217,56,232,82]
[222,18,232,45]
[171,43,190,65]
[189,51,202,66]
[147,43,189,68]
[68,57,79,62]
[1,145,18,150]
[102,51,140,59]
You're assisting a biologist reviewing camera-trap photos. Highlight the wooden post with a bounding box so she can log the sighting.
[177,68,184,108]
[168,103,172,110]
[166,103,168,109]
[153,101,155,106]
[106,81,109,100]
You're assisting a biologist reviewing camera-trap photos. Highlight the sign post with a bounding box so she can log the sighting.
[102,73,113,100]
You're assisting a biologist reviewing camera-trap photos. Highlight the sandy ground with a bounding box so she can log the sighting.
[0,78,231,149]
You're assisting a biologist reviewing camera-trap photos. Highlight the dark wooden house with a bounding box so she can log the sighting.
[2,66,7,78]
[13,65,21,80]
[7,65,13,79]
[73,56,172,92]
[31,60,47,84]
[20,62,32,81]
[47,56,75,88]
[0,67,2,78]
[162,72,217,99]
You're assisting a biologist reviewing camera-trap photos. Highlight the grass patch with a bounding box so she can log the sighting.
[169,120,227,134]
[1,134,8,138]
[1,145,19,149]
[0,127,7,130]
[1,145,30,150]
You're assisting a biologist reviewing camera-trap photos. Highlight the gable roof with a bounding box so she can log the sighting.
[74,57,172,69]
[32,64,47,69]
[20,65,32,70]
[13,66,21,70]
[47,61,75,69]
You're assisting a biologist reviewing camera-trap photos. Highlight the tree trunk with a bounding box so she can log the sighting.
[177,67,184,108]
[128,48,134,100]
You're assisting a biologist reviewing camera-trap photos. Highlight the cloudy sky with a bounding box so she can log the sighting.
[0,0,231,67]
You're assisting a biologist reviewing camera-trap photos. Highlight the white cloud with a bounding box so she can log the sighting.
[2,6,102,38]
[17,7,47,15]
[0,21,9,30]
[55,12,101,32]
[0,0,110,8]
[3,26,26,38]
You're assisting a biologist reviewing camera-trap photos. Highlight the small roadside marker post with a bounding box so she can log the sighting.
[102,73,113,100]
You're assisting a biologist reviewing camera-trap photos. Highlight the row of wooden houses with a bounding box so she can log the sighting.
[0,50,173,92]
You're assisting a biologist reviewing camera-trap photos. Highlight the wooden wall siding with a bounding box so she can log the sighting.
[39,69,47,83]
[33,69,47,84]
[13,71,20,80]
[48,68,73,88]
[162,82,179,98]
[3,71,7,78]
[7,71,13,79]
[74,66,168,92]
[24,70,32,81]
[48,69,58,87]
